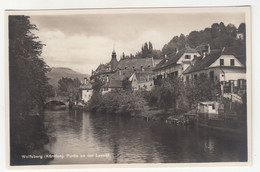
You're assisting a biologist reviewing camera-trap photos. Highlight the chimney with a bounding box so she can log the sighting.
[202,52,206,59]
[106,76,109,83]
[84,77,88,84]
[119,69,122,75]
[207,44,211,54]
[176,48,179,54]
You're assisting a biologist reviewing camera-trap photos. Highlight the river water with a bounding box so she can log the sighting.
[43,109,247,164]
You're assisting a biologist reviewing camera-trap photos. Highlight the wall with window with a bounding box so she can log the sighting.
[82,89,93,102]
[177,53,200,63]
[210,55,244,67]
[183,67,246,84]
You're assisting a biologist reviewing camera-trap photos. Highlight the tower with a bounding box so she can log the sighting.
[109,45,118,71]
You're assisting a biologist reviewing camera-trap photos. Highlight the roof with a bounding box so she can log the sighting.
[79,82,92,90]
[221,46,246,65]
[102,79,123,88]
[222,46,246,57]
[185,50,222,74]
[154,46,198,71]
[133,72,153,83]
[110,69,134,80]
[116,58,154,71]
[199,101,218,105]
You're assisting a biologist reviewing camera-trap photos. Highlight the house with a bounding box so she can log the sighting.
[153,46,200,84]
[94,54,159,93]
[197,101,220,120]
[91,49,119,81]
[101,79,123,95]
[79,77,93,103]
[183,48,246,96]
[129,71,154,91]
[236,32,244,40]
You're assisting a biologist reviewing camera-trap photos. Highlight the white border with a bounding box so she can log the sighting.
[1,1,259,172]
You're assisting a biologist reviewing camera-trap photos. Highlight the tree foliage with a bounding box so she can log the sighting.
[135,41,163,59]
[9,15,52,165]
[122,77,132,91]
[88,90,147,115]
[162,22,246,57]
[185,74,221,108]
[9,15,52,116]
[57,77,81,99]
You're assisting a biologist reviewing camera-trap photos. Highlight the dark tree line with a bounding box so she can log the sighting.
[120,22,245,61]
[9,15,53,165]
[162,22,246,58]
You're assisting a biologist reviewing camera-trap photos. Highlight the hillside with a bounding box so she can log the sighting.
[46,67,89,89]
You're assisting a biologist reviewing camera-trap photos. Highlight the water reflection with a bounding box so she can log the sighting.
[43,110,247,164]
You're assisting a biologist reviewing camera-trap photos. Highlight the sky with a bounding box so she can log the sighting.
[29,8,245,75]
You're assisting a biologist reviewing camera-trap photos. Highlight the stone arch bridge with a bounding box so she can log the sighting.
[45,96,70,106]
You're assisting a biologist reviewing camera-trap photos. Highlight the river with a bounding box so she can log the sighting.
[43,109,247,164]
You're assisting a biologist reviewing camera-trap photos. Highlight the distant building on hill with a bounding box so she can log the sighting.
[236,32,244,40]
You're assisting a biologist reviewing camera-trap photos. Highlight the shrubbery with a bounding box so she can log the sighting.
[88,90,147,116]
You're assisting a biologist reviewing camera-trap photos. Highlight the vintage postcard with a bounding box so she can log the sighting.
[6,6,251,169]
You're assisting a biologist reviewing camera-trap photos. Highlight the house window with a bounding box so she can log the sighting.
[185,55,191,59]
[210,71,214,82]
[194,55,197,58]
[230,59,235,66]
[186,76,190,82]
[220,59,224,66]
[194,74,197,80]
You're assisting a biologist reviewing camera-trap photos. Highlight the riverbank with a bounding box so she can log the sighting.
[10,115,53,165]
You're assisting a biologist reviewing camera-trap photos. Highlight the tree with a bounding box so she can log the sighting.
[9,15,52,116]
[91,77,105,93]
[122,77,132,91]
[9,15,52,165]
[155,77,183,113]
[57,77,81,100]
[185,73,220,109]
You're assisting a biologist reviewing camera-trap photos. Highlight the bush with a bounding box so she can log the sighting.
[88,90,147,115]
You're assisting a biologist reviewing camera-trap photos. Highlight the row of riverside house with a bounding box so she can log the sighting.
[80,42,246,104]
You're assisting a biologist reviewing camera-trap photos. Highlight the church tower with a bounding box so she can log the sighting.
[109,48,118,71]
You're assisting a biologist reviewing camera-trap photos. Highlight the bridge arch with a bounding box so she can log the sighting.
[45,96,69,106]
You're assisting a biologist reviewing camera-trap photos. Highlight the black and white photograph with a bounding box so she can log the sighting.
[6,7,251,167]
